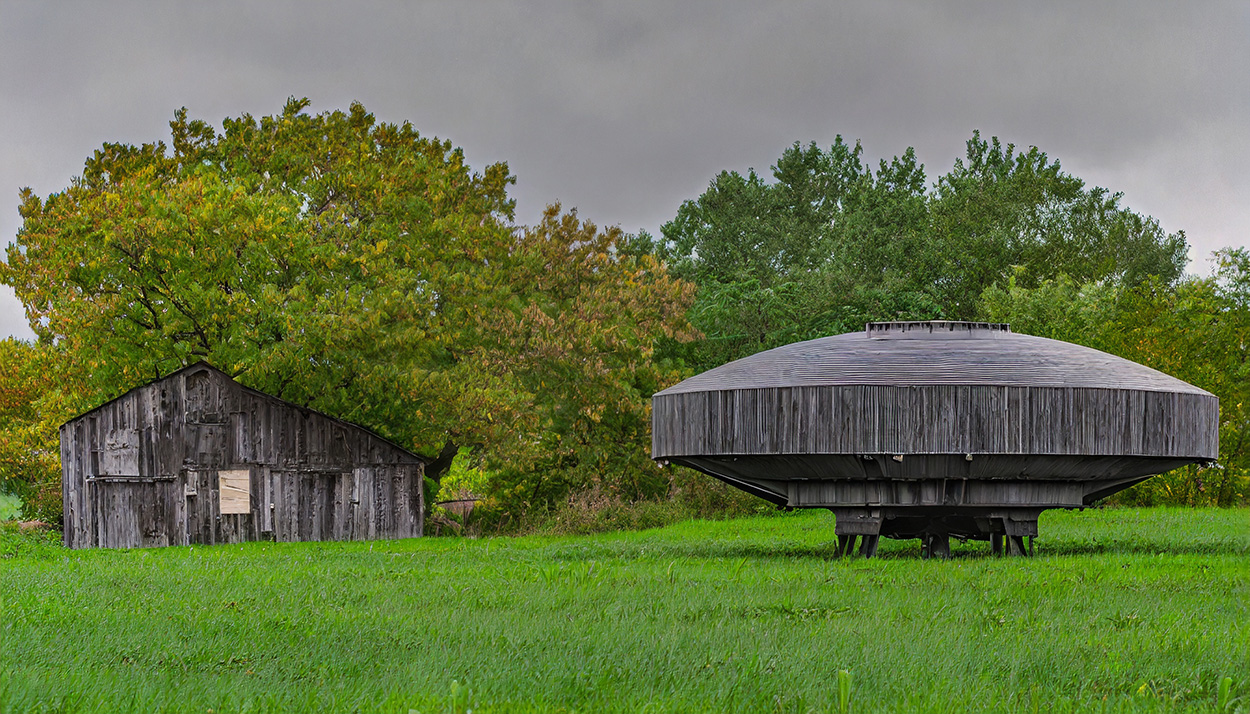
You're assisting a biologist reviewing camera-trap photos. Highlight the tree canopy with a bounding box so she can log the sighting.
[2,99,693,516]
[656,132,1189,372]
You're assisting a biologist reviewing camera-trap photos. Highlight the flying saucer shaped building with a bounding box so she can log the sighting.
[652,321,1218,557]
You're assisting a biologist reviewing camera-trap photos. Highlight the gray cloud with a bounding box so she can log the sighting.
[2,0,1247,339]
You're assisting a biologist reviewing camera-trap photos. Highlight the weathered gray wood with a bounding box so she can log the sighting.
[1007,535,1028,556]
[654,321,1217,461]
[61,362,426,549]
[655,321,1219,551]
[660,320,1215,394]
[654,385,1217,459]
[857,534,879,558]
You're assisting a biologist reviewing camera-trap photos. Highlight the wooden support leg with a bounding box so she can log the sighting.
[858,534,879,559]
[922,533,950,559]
[1007,535,1027,556]
[1002,514,1039,557]
[837,534,857,557]
[930,534,950,559]
[991,533,1003,556]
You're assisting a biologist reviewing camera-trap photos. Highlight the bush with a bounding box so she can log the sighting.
[1105,463,1247,508]
[456,465,776,537]
[0,492,20,521]
[0,521,61,559]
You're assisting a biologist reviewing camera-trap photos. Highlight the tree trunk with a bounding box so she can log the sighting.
[425,441,459,486]
[422,441,459,517]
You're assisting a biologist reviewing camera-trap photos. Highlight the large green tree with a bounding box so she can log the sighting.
[657,132,1189,372]
[929,132,1188,317]
[0,339,76,520]
[2,100,692,509]
[475,206,695,512]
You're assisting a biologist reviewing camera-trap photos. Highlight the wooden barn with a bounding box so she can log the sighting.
[60,362,427,549]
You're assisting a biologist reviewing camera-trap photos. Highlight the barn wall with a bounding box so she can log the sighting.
[652,385,1220,460]
[62,365,424,549]
[62,374,186,549]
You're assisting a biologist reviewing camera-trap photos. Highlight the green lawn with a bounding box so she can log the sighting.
[1,508,1247,713]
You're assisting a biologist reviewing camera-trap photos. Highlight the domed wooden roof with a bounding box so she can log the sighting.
[658,321,1211,397]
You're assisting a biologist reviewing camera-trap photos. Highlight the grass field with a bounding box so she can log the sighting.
[1,507,1247,713]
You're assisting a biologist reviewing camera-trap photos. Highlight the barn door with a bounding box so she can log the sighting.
[89,477,179,548]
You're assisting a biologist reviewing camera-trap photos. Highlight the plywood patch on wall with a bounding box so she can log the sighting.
[219,469,251,514]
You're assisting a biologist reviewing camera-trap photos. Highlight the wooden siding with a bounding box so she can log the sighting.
[652,323,1221,546]
[62,363,424,549]
[652,385,1219,461]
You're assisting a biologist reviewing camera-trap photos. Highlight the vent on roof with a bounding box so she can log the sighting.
[866,320,1010,339]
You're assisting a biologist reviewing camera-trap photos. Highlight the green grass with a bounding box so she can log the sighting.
[1,508,1247,713]
[0,492,21,521]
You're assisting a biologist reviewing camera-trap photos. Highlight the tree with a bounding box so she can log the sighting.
[979,263,1250,507]
[977,269,1119,345]
[2,100,693,509]
[661,137,871,289]
[930,132,1188,317]
[657,137,945,372]
[0,339,78,520]
[656,131,1191,373]
[474,206,695,511]
[1100,263,1250,507]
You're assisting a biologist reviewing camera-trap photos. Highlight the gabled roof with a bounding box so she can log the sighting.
[61,360,429,464]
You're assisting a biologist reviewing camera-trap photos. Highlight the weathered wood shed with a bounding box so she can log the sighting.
[653,321,1219,557]
[61,362,426,549]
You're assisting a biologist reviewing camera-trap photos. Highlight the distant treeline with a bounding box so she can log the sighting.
[0,102,1243,526]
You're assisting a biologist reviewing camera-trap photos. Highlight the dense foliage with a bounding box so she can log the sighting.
[1,100,692,520]
[655,132,1187,372]
[465,206,695,516]
[0,339,73,519]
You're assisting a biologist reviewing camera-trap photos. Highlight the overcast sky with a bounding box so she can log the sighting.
[2,1,1247,339]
